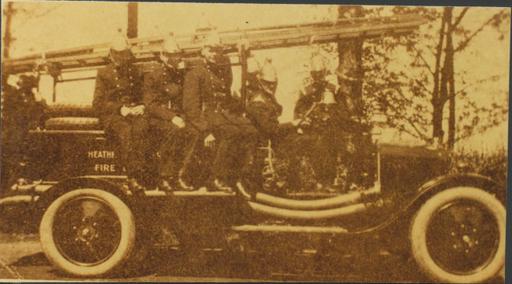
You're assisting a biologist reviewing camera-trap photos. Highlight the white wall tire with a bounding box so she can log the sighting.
[410,187,505,283]
[40,188,136,277]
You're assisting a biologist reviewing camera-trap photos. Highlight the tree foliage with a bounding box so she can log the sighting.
[358,6,510,148]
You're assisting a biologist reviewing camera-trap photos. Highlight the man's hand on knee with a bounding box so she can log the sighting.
[204,133,216,148]
[172,116,185,128]
[131,105,145,116]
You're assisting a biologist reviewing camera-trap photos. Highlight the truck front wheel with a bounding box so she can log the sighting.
[40,188,136,277]
[410,186,505,283]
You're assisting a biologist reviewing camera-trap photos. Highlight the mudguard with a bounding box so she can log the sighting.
[376,173,503,232]
[343,173,504,235]
[34,176,132,214]
[0,176,133,232]
[411,173,505,206]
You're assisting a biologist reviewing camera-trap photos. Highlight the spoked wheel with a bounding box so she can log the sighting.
[40,188,136,277]
[410,187,505,283]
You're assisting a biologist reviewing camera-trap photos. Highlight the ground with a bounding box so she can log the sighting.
[0,232,504,282]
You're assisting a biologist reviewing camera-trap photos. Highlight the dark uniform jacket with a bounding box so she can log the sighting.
[3,87,47,131]
[246,85,282,137]
[294,81,337,120]
[143,62,183,121]
[182,60,232,132]
[93,62,144,126]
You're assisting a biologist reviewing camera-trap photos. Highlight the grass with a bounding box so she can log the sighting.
[449,147,508,188]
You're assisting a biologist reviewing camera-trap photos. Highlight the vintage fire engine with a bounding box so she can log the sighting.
[0,15,506,283]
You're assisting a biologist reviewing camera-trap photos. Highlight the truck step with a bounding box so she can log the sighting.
[231,224,348,234]
[144,189,236,197]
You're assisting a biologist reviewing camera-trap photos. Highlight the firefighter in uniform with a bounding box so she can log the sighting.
[238,57,281,188]
[245,57,283,139]
[240,56,304,191]
[1,74,47,192]
[143,34,191,191]
[93,34,149,192]
[288,54,347,192]
[181,31,244,192]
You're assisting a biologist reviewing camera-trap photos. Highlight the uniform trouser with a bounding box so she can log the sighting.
[2,124,28,165]
[243,104,280,186]
[148,119,193,179]
[283,129,342,188]
[348,132,374,187]
[211,116,255,184]
[180,127,236,185]
[312,130,342,185]
[246,104,280,138]
[1,123,29,193]
[104,115,149,180]
[181,111,257,185]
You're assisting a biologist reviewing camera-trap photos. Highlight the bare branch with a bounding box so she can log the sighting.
[412,45,434,75]
[396,125,424,140]
[454,9,508,53]
[383,86,431,142]
[414,78,431,94]
[452,7,469,29]
[445,74,503,102]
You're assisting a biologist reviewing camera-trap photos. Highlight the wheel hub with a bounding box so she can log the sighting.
[52,196,122,266]
[75,223,98,243]
[427,200,500,275]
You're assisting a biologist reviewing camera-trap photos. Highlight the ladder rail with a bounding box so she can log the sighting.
[3,14,427,75]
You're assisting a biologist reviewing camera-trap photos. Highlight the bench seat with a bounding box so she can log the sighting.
[45,117,102,130]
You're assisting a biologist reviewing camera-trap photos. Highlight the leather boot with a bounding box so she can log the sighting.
[128,178,146,196]
[158,178,174,193]
[213,179,234,194]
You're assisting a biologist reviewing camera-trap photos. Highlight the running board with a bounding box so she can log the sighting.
[232,224,348,234]
[0,195,39,206]
[143,189,235,197]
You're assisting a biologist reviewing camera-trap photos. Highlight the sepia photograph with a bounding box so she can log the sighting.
[0,1,509,282]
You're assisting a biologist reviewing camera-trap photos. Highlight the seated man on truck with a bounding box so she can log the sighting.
[238,56,305,192]
[1,73,47,194]
[181,31,254,192]
[143,34,193,192]
[286,54,348,192]
[92,34,149,193]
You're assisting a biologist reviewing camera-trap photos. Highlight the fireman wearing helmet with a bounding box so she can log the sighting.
[239,56,306,190]
[294,54,337,119]
[1,73,47,194]
[93,33,149,193]
[181,30,245,192]
[245,57,283,138]
[286,54,350,192]
[143,33,192,192]
[237,57,282,189]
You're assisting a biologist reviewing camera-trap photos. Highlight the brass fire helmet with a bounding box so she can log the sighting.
[109,34,134,65]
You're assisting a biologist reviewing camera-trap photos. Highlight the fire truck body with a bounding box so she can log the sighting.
[0,15,506,283]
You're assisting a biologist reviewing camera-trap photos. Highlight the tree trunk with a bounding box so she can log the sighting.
[337,5,364,117]
[127,2,138,39]
[439,8,453,148]
[3,2,14,60]
[432,8,448,144]
[446,9,456,149]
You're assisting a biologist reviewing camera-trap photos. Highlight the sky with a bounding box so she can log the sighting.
[1,1,510,152]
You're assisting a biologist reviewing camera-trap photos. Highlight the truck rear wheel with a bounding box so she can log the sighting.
[410,186,505,283]
[40,188,136,277]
